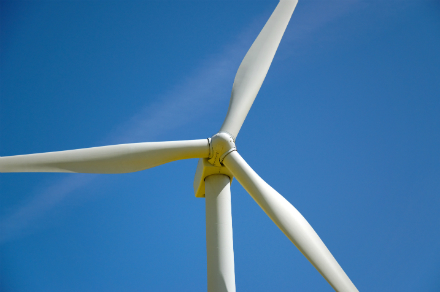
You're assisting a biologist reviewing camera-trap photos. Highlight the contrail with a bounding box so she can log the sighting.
[0,13,256,244]
[0,1,361,243]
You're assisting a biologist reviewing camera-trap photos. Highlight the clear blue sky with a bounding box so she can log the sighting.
[1,1,439,291]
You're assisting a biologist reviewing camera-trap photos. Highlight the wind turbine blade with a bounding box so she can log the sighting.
[222,151,358,292]
[219,0,298,139]
[0,139,209,174]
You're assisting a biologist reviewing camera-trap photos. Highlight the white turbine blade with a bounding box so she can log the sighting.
[223,151,358,292]
[219,0,298,139]
[0,139,209,174]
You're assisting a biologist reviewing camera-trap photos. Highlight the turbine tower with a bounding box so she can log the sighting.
[0,1,358,291]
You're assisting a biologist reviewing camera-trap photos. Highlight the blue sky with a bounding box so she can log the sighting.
[1,0,439,291]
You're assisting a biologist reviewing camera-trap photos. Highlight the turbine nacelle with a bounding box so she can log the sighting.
[193,132,236,198]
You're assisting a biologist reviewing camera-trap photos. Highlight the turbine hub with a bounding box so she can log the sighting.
[208,132,236,167]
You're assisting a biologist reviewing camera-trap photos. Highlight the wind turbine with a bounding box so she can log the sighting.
[0,1,358,291]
